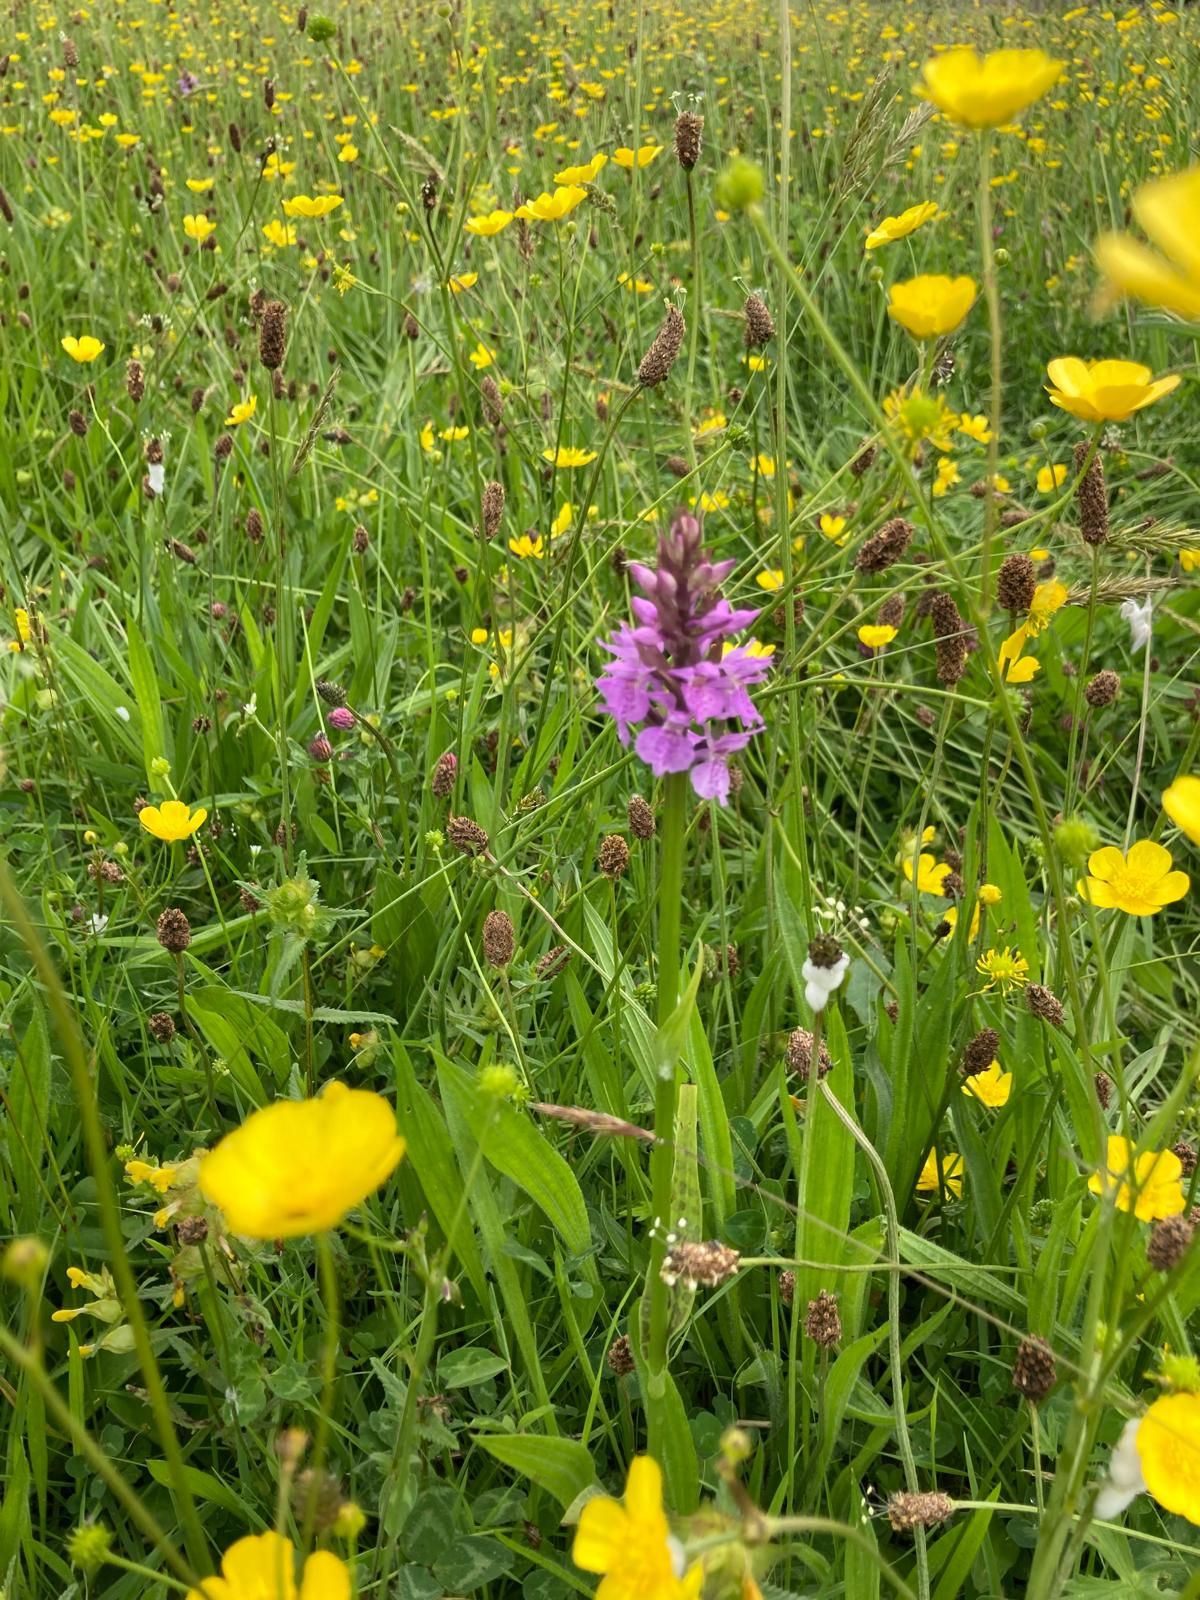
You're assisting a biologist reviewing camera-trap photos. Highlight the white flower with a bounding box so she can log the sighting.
[147,461,165,494]
[1119,596,1152,654]
[89,913,109,936]
[802,952,850,1014]
[1094,1417,1145,1520]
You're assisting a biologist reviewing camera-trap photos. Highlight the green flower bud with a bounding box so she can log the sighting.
[67,1525,113,1575]
[306,13,336,41]
[1054,815,1099,868]
[715,157,764,212]
[1029,418,1048,441]
[994,247,1010,266]
[2,1236,48,1286]
[867,264,884,284]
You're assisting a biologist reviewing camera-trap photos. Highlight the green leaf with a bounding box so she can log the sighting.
[391,1044,488,1303]
[438,1058,595,1263]
[145,1461,247,1518]
[473,1434,597,1511]
[438,1348,509,1389]
[125,615,168,787]
[433,1534,515,1590]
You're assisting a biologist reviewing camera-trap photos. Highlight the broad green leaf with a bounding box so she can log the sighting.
[473,1434,596,1511]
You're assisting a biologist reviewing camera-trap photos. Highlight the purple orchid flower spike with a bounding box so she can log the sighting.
[596,510,770,802]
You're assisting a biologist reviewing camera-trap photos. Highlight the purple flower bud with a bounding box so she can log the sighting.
[328,706,355,731]
[309,735,333,762]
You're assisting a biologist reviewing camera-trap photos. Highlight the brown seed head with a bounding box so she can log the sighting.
[637,303,685,388]
[1172,1140,1197,1178]
[786,1026,833,1082]
[482,479,505,539]
[431,750,457,799]
[148,1011,176,1043]
[805,1289,842,1348]
[535,944,571,980]
[627,794,656,839]
[1026,983,1064,1026]
[661,1240,741,1290]
[177,1216,208,1246]
[1074,440,1109,546]
[480,374,503,425]
[126,357,145,403]
[997,553,1036,613]
[807,933,843,969]
[447,815,489,856]
[156,906,192,954]
[597,835,630,878]
[887,1492,955,1534]
[68,408,88,437]
[962,1027,999,1078]
[743,292,775,349]
[259,300,288,371]
[1012,1335,1057,1402]
[482,909,515,968]
[1094,1071,1112,1109]
[1084,670,1120,709]
[779,1269,795,1305]
[607,1333,635,1376]
[1147,1214,1194,1273]
[673,110,704,170]
[877,593,906,629]
[855,516,912,574]
[930,592,967,685]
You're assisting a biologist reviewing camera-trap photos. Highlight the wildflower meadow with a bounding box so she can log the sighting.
[3,0,1200,1595]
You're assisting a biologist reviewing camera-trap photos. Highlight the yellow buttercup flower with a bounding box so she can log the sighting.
[61,334,105,363]
[184,1532,351,1600]
[1077,839,1189,916]
[1163,775,1200,845]
[858,624,897,650]
[612,144,663,169]
[1045,358,1179,424]
[199,1082,405,1238]
[865,200,939,251]
[464,208,513,237]
[555,152,607,184]
[1026,579,1067,635]
[448,271,477,293]
[1088,1135,1185,1222]
[755,570,784,593]
[515,185,587,222]
[182,212,215,242]
[1181,550,1200,575]
[887,274,977,339]
[508,533,544,560]
[918,47,1063,129]
[998,626,1039,684]
[281,193,344,219]
[1135,1392,1200,1525]
[185,177,214,193]
[468,341,495,369]
[138,799,208,842]
[1095,166,1200,322]
[262,218,297,247]
[572,1456,703,1600]
[962,1059,1012,1108]
[542,445,596,469]
[884,386,957,455]
[957,412,992,444]
[225,395,258,426]
[1037,464,1067,493]
[903,851,951,896]
[916,1149,963,1199]
[819,513,848,545]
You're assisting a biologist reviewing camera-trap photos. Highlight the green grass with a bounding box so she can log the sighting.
[1,0,1199,1596]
